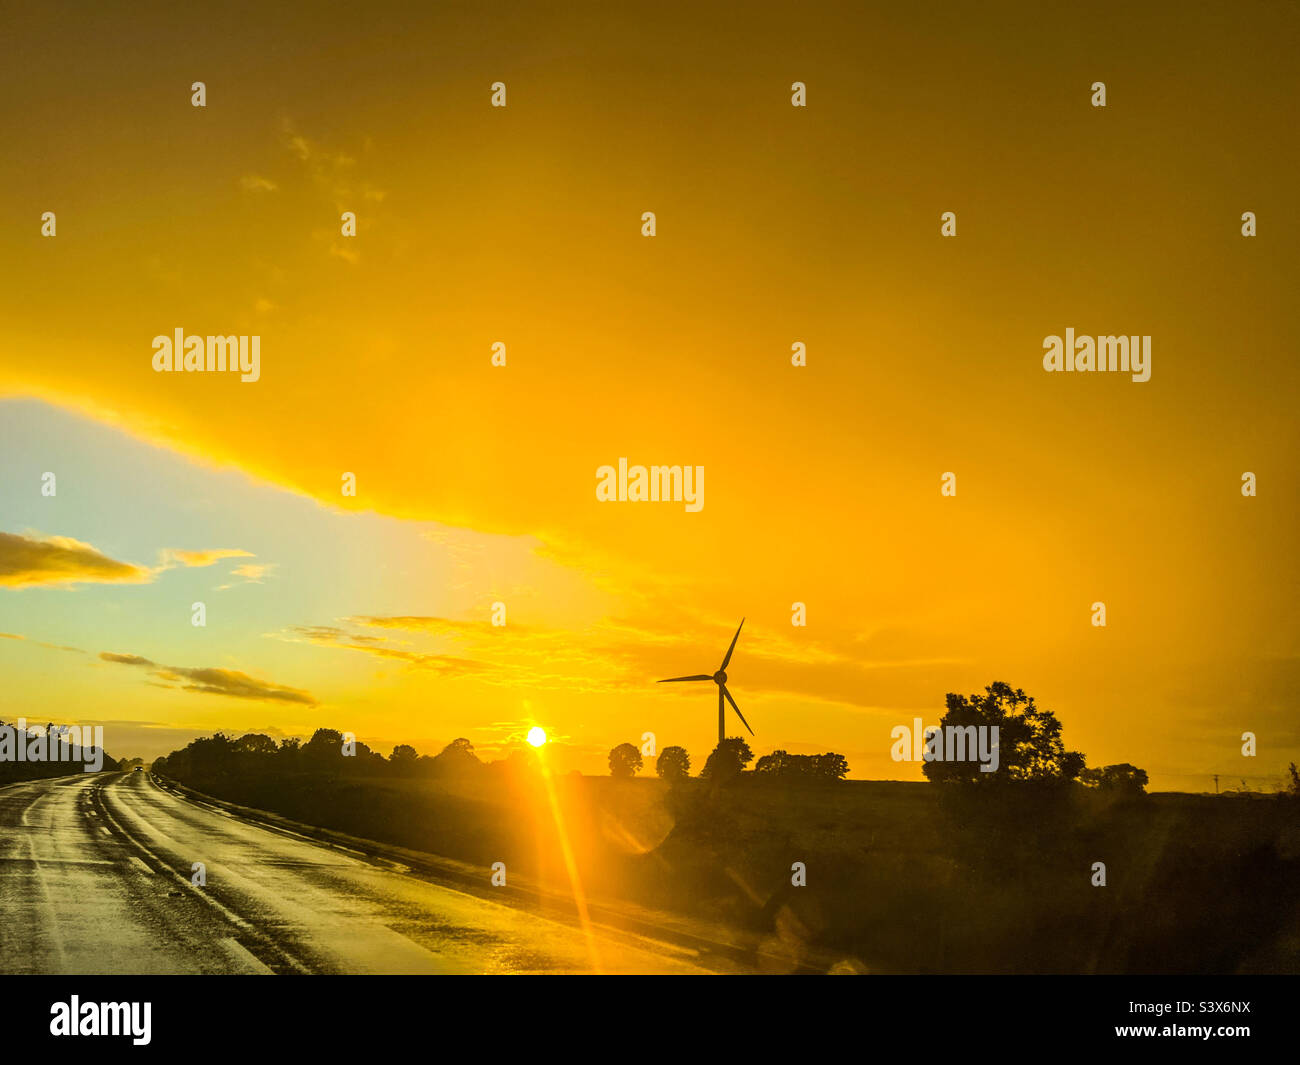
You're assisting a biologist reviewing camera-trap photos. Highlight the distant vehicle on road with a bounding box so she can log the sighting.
[133,766,143,772]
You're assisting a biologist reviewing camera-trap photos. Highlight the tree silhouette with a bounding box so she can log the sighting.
[754,750,850,781]
[234,733,277,755]
[390,744,418,775]
[303,727,344,767]
[1079,763,1149,795]
[0,719,126,785]
[700,738,753,783]
[815,752,850,780]
[923,682,1085,785]
[608,742,643,778]
[429,737,483,777]
[753,750,790,776]
[655,745,690,780]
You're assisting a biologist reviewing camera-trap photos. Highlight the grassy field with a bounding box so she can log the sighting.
[164,767,1300,974]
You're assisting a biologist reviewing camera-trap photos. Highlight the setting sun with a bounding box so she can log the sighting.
[527,727,547,748]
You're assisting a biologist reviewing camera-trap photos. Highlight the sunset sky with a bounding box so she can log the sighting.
[2,2,1297,789]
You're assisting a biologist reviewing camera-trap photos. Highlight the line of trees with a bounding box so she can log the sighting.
[143,681,1300,804]
[608,738,850,784]
[154,729,490,784]
[755,749,850,780]
[0,719,123,785]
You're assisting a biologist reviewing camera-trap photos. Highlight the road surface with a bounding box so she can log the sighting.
[0,771,708,974]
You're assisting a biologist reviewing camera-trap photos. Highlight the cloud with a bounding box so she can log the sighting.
[99,652,155,666]
[287,135,313,162]
[161,667,316,705]
[333,612,968,712]
[344,615,505,635]
[0,534,261,589]
[0,632,84,653]
[276,624,485,676]
[98,651,317,705]
[280,120,385,263]
[158,548,254,569]
[239,175,278,192]
[302,615,657,696]
[216,562,274,591]
[0,531,153,588]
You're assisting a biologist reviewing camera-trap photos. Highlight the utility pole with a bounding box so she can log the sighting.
[1213,774,1219,794]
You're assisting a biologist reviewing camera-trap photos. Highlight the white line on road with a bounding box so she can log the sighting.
[95,778,314,974]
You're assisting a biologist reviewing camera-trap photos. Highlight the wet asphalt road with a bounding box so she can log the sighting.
[0,771,706,974]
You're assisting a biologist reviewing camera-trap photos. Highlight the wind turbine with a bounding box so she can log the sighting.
[658,618,753,745]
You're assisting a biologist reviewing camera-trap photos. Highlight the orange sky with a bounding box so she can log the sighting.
[2,1,1297,789]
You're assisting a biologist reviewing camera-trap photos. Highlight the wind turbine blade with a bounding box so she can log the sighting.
[722,684,753,735]
[719,618,745,670]
[658,675,712,683]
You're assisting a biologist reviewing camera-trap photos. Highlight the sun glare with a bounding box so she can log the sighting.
[526,726,547,748]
